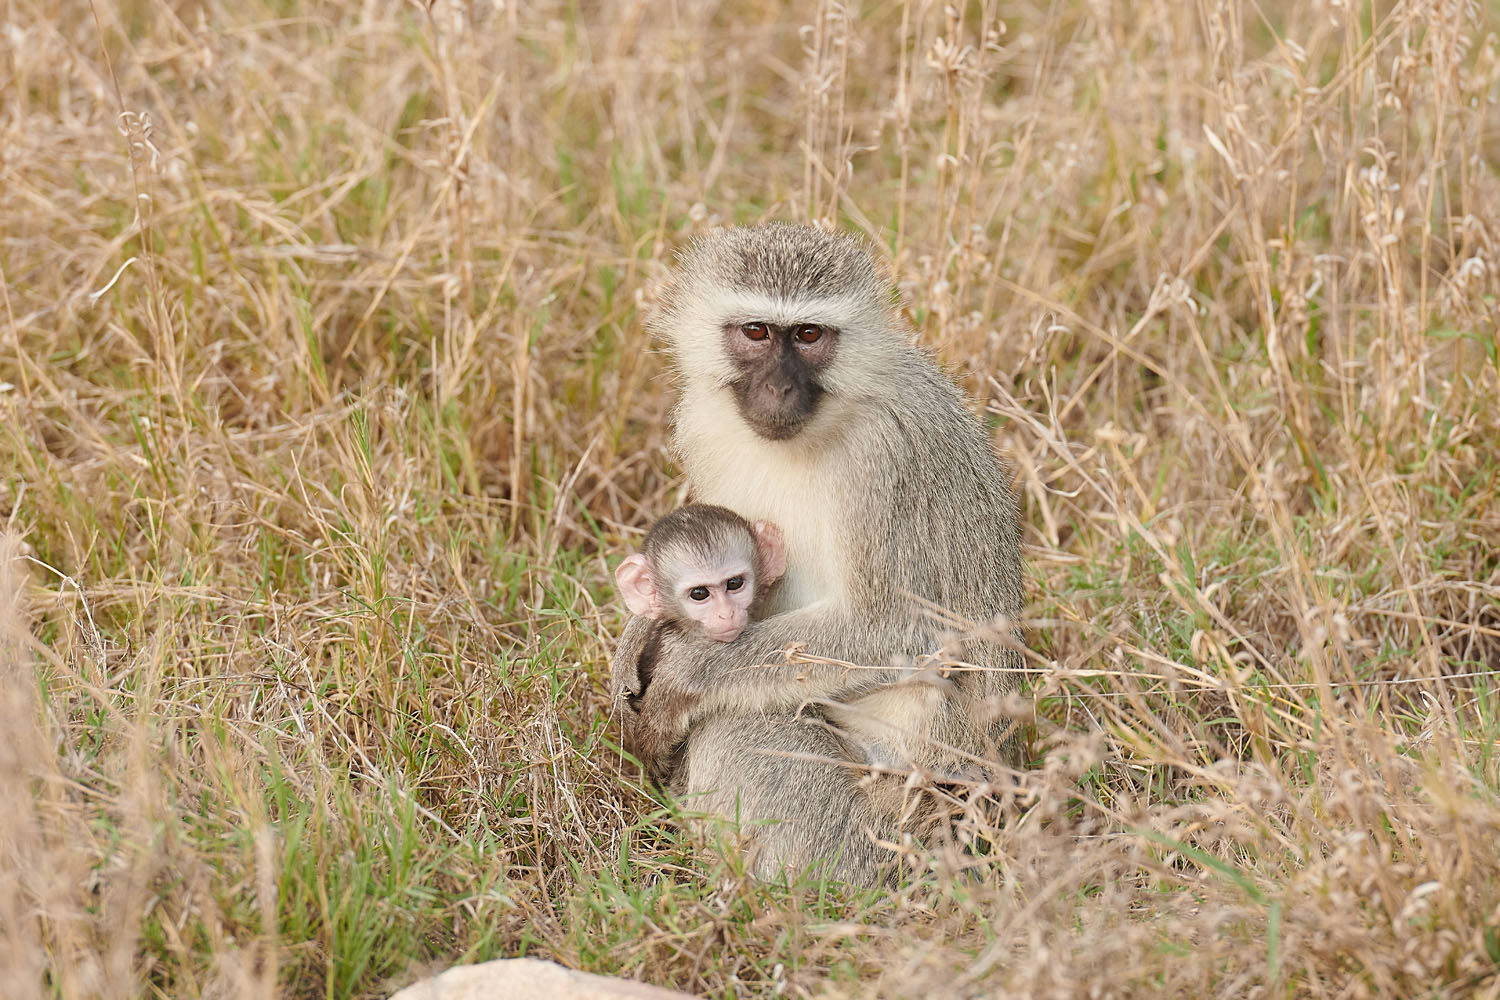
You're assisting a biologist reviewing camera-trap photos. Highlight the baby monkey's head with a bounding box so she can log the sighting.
[615,504,785,642]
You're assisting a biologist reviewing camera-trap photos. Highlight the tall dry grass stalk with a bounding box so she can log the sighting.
[1,0,1498,997]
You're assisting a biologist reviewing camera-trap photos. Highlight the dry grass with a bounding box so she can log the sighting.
[2,0,1499,997]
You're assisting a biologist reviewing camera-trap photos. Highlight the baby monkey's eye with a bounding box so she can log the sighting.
[689,586,710,601]
[726,575,745,591]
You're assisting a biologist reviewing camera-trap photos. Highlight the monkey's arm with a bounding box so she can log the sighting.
[624,598,924,775]
[609,613,656,711]
[611,614,699,785]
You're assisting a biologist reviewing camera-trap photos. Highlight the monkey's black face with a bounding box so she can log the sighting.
[723,322,838,440]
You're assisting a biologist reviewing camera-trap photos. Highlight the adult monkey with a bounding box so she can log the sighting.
[612,223,1025,886]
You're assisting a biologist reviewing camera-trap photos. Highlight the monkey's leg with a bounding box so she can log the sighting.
[679,714,902,888]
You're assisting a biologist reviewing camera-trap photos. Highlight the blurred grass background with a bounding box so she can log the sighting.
[2,0,1498,997]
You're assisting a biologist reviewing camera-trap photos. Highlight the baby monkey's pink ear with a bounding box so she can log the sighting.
[614,553,659,617]
[751,521,787,585]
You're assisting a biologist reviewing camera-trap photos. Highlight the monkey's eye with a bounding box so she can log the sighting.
[725,575,745,591]
[688,586,710,602]
[742,322,769,341]
[794,324,823,344]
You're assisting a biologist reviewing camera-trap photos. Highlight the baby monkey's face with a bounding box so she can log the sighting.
[671,556,757,642]
[614,509,786,643]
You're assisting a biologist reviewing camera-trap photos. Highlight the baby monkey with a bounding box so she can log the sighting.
[615,504,785,642]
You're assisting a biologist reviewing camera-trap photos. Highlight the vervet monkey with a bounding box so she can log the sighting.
[613,507,785,775]
[614,504,786,643]
[611,223,1025,886]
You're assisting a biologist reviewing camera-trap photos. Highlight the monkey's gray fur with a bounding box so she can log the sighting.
[640,504,754,561]
[611,223,1025,886]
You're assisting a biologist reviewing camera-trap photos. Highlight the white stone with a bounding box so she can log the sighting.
[389,958,696,1000]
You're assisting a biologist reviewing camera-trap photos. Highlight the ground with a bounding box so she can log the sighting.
[2,1,1499,997]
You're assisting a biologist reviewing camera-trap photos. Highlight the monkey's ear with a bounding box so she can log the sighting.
[615,553,659,617]
[752,520,787,584]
